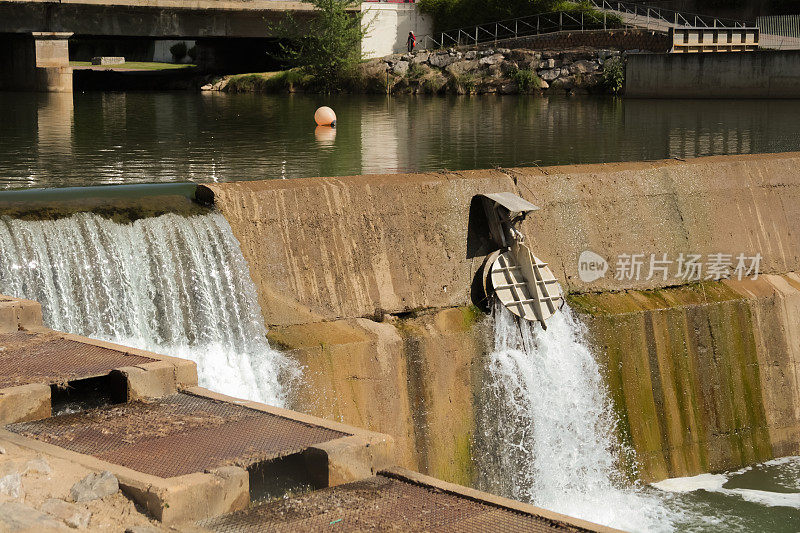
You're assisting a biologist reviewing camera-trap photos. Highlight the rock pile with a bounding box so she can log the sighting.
[364,47,623,95]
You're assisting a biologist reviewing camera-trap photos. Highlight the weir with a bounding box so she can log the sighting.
[2,152,800,531]
[0,210,299,406]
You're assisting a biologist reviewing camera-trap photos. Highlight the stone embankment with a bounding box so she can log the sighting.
[365,47,621,95]
[205,47,623,95]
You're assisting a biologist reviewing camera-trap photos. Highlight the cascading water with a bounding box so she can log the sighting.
[475,303,673,532]
[0,211,299,407]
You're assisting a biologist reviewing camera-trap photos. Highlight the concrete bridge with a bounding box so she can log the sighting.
[0,0,319,91]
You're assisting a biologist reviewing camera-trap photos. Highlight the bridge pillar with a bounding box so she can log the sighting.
[0,32,73,92]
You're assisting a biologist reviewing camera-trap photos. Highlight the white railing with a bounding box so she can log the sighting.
[587,0,750,29]
[417,9,626,50]
[757,14,800,38]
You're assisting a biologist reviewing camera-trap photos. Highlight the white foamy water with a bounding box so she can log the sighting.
[476,303,674,532]
[0,212,299,406]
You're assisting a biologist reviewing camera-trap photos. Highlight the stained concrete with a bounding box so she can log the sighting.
[201,152,800,483]
[201,152,800,327]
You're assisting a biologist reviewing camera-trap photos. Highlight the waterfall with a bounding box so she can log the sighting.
[0,211,300,407]
[475,303,673,532]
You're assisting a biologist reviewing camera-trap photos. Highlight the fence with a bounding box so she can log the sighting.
[417,9,627,50]
[587,0,750,29]
[757,15,800,38]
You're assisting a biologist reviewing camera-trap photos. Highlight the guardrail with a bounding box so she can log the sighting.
[670,26,759,52]
[417,9,627,50]
[587,0,750,29]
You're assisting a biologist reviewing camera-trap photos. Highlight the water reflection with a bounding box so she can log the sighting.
[1,91,799,189]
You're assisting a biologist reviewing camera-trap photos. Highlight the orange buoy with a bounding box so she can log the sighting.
[314,106,336,127]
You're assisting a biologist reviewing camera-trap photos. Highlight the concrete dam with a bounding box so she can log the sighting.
[1,151,799,530]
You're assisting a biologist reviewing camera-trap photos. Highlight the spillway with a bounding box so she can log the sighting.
[0,211,299,406]
[475,303,673,532]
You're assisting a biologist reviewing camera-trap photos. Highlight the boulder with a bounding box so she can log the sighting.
[539,58,556,69]
[392,61,410,75]
[509,49,540,63]
[429,53,456,68]
[550,75,576,90]
[70,471,118,502]
[479,54,504,66]
[41,499,91,529]
[569,59,597,74]
[499,82,518,94]
[24,457,51,476]
[539,79,550,90]
[445,60,479,75]
[538,68,560,81]
[0,469,23,500]
[464,50,477,60]
[411,52,429,64]
[0,502,68,531]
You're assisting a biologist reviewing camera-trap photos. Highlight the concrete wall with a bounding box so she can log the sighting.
[361,2,433,58]
[201,152,800,484]
[199,152,800,327]
[626,50,800,97]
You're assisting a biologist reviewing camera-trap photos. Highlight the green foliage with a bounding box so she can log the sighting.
[169,42,188,62]
[226,70,310,92]
[187,45,197,62]
[407,62,427,80]
[451,72,477,93]
[418,0,619,34]
[509,67,541,92]
[602,56,624,95]
[272,0,366,92]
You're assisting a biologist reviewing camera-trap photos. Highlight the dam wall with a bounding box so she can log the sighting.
[625,51,800,98]
[200,152,800,483]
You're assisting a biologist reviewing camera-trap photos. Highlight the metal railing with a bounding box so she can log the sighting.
[587,0,751,29]
[417,9,627,50]
[757,14,800,38]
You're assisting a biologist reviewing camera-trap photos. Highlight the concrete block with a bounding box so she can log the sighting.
[135,468,249,524]
[91,57,125,65]
[0,383,51,425]
[114,361,178,401]
[306,434,395,487]
[15,299,43,330]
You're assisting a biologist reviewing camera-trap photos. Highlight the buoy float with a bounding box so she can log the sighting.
[314,106,336,127]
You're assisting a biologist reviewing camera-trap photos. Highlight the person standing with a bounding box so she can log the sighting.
[407,31,417,53]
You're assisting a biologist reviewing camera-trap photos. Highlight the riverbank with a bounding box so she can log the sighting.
[204,47,623,96]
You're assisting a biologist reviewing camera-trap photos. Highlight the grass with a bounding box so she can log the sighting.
[70,61,196,70]
[225,70,312,93]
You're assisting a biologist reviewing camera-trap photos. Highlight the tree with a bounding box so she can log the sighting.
[275,0,366,92]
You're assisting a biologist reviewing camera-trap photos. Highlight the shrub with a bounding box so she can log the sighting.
[272,0,366,92]
[407,63,426,80]
[602,56,624,95]
[169,42,187,62]
[509,67,541,92]
[187,45,197,62]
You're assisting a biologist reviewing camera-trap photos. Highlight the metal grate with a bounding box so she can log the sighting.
[198,475,594,532]
[7,393,348,478]
[0,331,154,389]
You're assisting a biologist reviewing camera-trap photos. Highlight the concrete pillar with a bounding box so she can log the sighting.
[0,32,73,92]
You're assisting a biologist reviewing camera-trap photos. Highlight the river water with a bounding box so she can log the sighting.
[3,91,800,189]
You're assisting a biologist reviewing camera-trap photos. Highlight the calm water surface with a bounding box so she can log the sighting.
[2,91,800,189]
